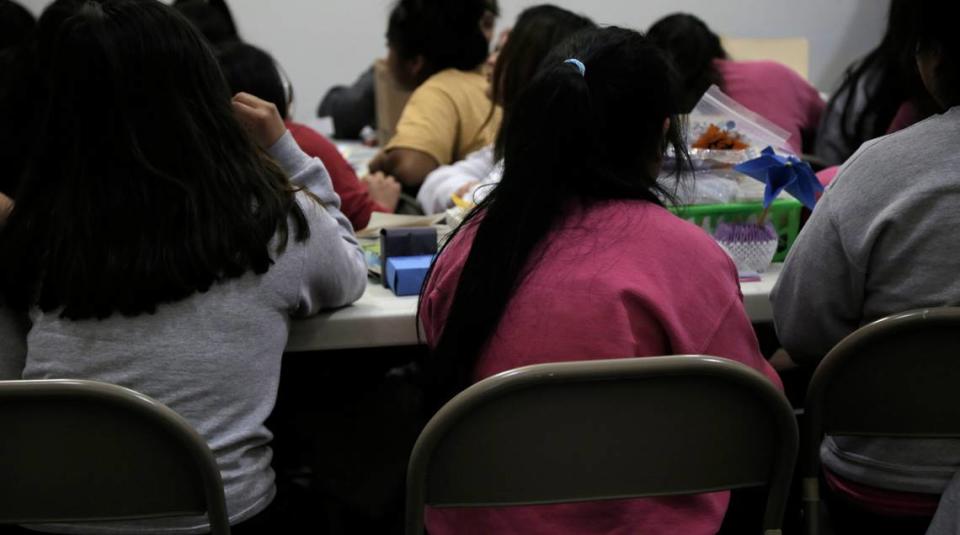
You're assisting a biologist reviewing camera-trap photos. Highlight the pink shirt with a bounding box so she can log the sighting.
[716,59,825,154]
[420,200,781,535]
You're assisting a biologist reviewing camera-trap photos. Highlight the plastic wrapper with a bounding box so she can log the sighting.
[687,85,792,156]
[659,170,740,205]
[715,222,779,273]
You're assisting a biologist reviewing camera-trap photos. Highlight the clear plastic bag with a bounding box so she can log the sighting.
[660,86,796,206]
[715,222,779,274]
[659,170,740,205]
[687,85,792,155]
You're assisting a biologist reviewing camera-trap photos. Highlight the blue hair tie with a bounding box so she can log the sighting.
[564,58,586,77]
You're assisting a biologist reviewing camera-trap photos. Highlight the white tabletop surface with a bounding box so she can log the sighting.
[286,264,782,353]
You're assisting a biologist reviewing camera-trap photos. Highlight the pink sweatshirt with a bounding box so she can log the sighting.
[716,59,825,154]
[420,199,781,535]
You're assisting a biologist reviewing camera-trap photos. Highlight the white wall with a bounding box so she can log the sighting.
[20,0,890,123]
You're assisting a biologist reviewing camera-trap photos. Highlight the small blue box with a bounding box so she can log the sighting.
[385,255,433,296]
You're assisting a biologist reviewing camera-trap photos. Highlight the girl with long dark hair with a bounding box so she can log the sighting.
[419,26,780,535]
[417,4,595,214]
[814,0,939,166]
[648,13,824,155]
[0,1,366,532]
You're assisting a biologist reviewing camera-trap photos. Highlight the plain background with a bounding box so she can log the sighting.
[20,0,891,123]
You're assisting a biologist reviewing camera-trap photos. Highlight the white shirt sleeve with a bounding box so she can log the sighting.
[417,146,496,214]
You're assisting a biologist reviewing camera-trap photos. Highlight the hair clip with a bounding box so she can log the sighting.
[564,58,586,77]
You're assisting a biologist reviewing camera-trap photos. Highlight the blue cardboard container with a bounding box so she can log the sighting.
[385,255,433,296]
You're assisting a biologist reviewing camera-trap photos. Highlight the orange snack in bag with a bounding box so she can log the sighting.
[692,124,750,150]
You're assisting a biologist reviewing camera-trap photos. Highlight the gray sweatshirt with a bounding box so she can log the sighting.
[772,107,960,495]
[0,132,368,533]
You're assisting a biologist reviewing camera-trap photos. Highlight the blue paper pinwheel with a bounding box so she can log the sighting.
[734,147,823,210]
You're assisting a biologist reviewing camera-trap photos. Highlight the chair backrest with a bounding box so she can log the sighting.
[406,356,798,535]
[803,308,960,535]
[721,37,810,80]
[0,380,230,535]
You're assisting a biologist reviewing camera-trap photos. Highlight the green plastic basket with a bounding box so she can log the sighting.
[670,198,803,263]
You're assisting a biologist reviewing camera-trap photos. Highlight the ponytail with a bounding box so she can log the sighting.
[419,27,691,406]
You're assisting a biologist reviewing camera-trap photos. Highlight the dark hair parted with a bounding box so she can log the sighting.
[419,27,692,405]
[916,0,960,106]
[0,0,35,52]
[387,0,489,76]
[0,1,36,197]
[217,41,289,119]
[0,0,309,320]
[173,0,239,45]
[489,4,594,113]
[647,13,727,113]
[828,0,939,154]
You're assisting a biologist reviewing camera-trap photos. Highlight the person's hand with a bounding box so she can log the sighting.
[231,92,287,149]
[0,192,12,224]
[454,181,480,200]
[368,150,387,174]
[363,172,402,213]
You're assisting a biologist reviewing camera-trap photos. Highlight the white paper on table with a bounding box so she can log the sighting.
[356,212,446,239]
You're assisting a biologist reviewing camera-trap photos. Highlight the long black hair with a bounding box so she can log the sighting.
[827,0,937,152]
[0,0,36,197]
[173,0,239,45]
[387,0,490,80]
[217,41,290,119]
[0,0,309,320]
[419,27,691,404]
[647,13,727,113]
[489,4,594,113]
[0,0,35,53]
[916,0,960,107]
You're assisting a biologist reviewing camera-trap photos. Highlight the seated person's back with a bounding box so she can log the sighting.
[369,0,500,190]
[419,27,781,535]
[0,2,367,532]
[815,0,938,167]
[648,13,824,154]
[386,67,496,173]
[773,5,960,526]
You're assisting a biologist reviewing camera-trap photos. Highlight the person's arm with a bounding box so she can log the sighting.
[317,66,376,140]
[0,192,12,225]
[234,92,367,314]
[771,193,866,366]
[287,123,398,228]
[288,191,368,315]
[703,293,784,389]
[362,172,401,215]
[369,148,439,190]
[417,147,495,214]
[373,81,459,189]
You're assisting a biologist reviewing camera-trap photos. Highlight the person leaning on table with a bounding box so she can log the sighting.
[0,0,367,532]
[773,1,960,531]
[368,0,501,191]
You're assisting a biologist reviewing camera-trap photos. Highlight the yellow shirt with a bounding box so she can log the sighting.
[385,68,501,166]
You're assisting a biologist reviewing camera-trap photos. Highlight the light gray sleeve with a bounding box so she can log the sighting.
[771,192,866,366]
[269,131,333,200]
[0,306,28,379]
[269,133,367,316]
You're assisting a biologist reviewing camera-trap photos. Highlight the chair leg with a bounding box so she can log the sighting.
[803,477,820,535]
